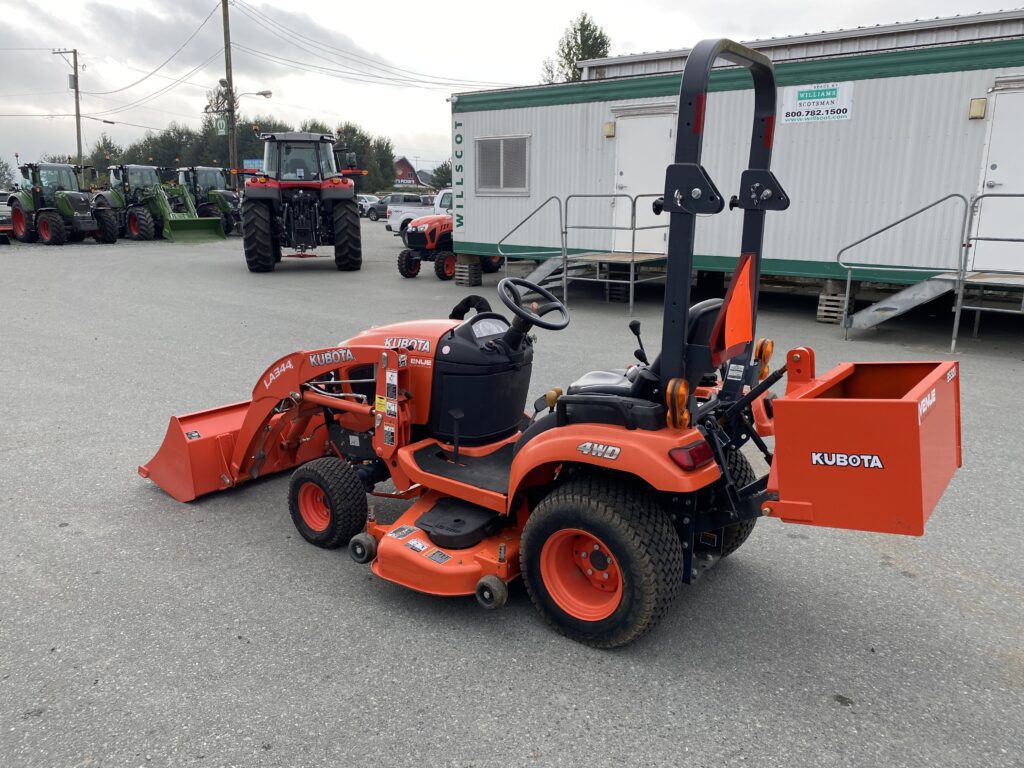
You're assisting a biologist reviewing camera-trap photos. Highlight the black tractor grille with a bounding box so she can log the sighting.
[405,230,428,249]
[66,193,91,213]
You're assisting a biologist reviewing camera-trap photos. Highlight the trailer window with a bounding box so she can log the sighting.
[475,136,529,194]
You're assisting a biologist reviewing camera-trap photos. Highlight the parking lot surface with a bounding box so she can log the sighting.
[1,223,1022,767]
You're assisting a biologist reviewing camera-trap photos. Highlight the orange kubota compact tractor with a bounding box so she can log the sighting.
[140,39,962,648]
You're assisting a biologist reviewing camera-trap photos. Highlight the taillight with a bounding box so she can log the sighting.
[669,441,715,471]
[386,207,393,216]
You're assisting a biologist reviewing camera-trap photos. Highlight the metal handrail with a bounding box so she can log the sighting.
[496,194,565,261]
[837,193,969,338]
[951,191,1024,352]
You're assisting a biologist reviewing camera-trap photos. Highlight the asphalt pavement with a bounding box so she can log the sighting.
[1,222,1021,768]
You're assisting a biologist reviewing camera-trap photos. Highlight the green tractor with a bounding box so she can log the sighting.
[6,163,118,246]
[177,166,241,236]
[93,164,225,242]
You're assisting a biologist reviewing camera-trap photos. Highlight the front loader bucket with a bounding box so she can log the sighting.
[138,401,251,502]
[162,216,226,242]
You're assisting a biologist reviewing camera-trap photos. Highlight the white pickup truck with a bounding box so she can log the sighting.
[386,189,452,240]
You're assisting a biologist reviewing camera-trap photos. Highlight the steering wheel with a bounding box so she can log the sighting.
[497,277,570,331]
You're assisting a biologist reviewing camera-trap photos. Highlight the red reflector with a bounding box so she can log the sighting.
[669,441,715,471]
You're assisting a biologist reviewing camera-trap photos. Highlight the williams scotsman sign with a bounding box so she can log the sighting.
[782,81,854,124]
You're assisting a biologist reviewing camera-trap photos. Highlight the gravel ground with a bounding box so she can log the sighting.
[0,222,1021,768]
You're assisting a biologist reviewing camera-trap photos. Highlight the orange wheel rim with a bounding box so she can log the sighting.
[297,482,331,532]
[12,207,25,236]
[539,528,622,621]
[39,218,49,239]
[129,214,139,236]
[444,255,455,277]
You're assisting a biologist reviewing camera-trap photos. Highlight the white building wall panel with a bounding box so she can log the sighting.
[456,66,1021,274]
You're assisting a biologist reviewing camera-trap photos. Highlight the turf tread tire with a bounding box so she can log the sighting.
[38,211,67,246]
[241,200,276,272]
[288,458,368,549]
[521,476,684,648]
[720,450,758,557]
[129,207,155,241]
[333,200,362,271]
[397,248,420,277]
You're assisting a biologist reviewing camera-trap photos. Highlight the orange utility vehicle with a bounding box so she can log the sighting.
[140,39,962,648]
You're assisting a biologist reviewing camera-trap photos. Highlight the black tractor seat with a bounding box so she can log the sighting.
[566,368,633,397]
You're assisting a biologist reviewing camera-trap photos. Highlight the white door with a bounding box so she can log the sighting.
[612,115,674,253]
[974,90,1024,272]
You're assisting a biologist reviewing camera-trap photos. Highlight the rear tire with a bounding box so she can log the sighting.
[128,207,155,241]
[241,199,276,272]
[480,255,504,273]
[93,209,118,244]
[397,248,420,278]
[333,199,362,271]
[367,208,379,221]
[11,201,37,243]
[719,450,758,557]
[521,477,684,648]
[38,211,67,246]
[434,251,456,281]
[288,458,368,549]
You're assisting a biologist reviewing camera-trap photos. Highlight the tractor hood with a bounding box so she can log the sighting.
[341,319,459,357]
[58,191,92,213]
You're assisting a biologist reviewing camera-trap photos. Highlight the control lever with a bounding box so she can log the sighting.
[629,320,649,365]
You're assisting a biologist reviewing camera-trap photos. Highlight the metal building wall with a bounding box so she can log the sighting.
[455,66,1018,276]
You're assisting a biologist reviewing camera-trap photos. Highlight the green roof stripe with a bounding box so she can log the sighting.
[453,38,1024,113]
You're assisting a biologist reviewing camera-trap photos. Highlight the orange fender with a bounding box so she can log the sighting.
[507,422,720,511]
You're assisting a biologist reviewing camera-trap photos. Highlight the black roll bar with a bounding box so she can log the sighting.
[657,38,789,393]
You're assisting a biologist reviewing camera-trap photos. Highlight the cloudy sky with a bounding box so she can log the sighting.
[0,0,1012,173]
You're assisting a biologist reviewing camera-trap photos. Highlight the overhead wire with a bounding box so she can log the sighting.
[80,3,220,95]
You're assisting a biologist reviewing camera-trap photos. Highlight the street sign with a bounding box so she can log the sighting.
[216,118,228,136]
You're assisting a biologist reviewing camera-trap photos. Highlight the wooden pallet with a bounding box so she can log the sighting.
[816,293,848,324]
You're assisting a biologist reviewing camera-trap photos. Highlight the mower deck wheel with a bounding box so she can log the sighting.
[475,575,508,610]
[288,458,368,549]
[349,532,377,564]
[434,251,456,280]
[397,248,421,278]
[521,476,684,648]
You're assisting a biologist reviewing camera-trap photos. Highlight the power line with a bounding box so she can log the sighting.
[86,48,223,117]
[233,1,517,89]
[81,3,220,95]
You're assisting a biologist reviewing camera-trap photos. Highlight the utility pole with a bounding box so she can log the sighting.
[53,48,83,183]
[221,0,237,189]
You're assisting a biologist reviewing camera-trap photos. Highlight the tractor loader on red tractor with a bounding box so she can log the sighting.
[140,40,962,648]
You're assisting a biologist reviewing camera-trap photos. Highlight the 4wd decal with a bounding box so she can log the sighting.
[811,452,884,469]
[385,337,431,353]
[309,348,354,367]
[262,360,293,389]
[577,442,621,460]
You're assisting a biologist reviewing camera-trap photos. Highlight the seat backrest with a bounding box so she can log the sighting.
[687,298,724,346]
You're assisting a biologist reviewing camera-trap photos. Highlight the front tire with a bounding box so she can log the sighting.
[481,255,504,274]
[333,199,362,271]
[397,248,420,278]
[434,251,456,281]
[93,209,118,244]
[128,207,155,241]
[37,211,67,246]
[521,477,684,648]
[241,199,276,272]
[288,458,368,549]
